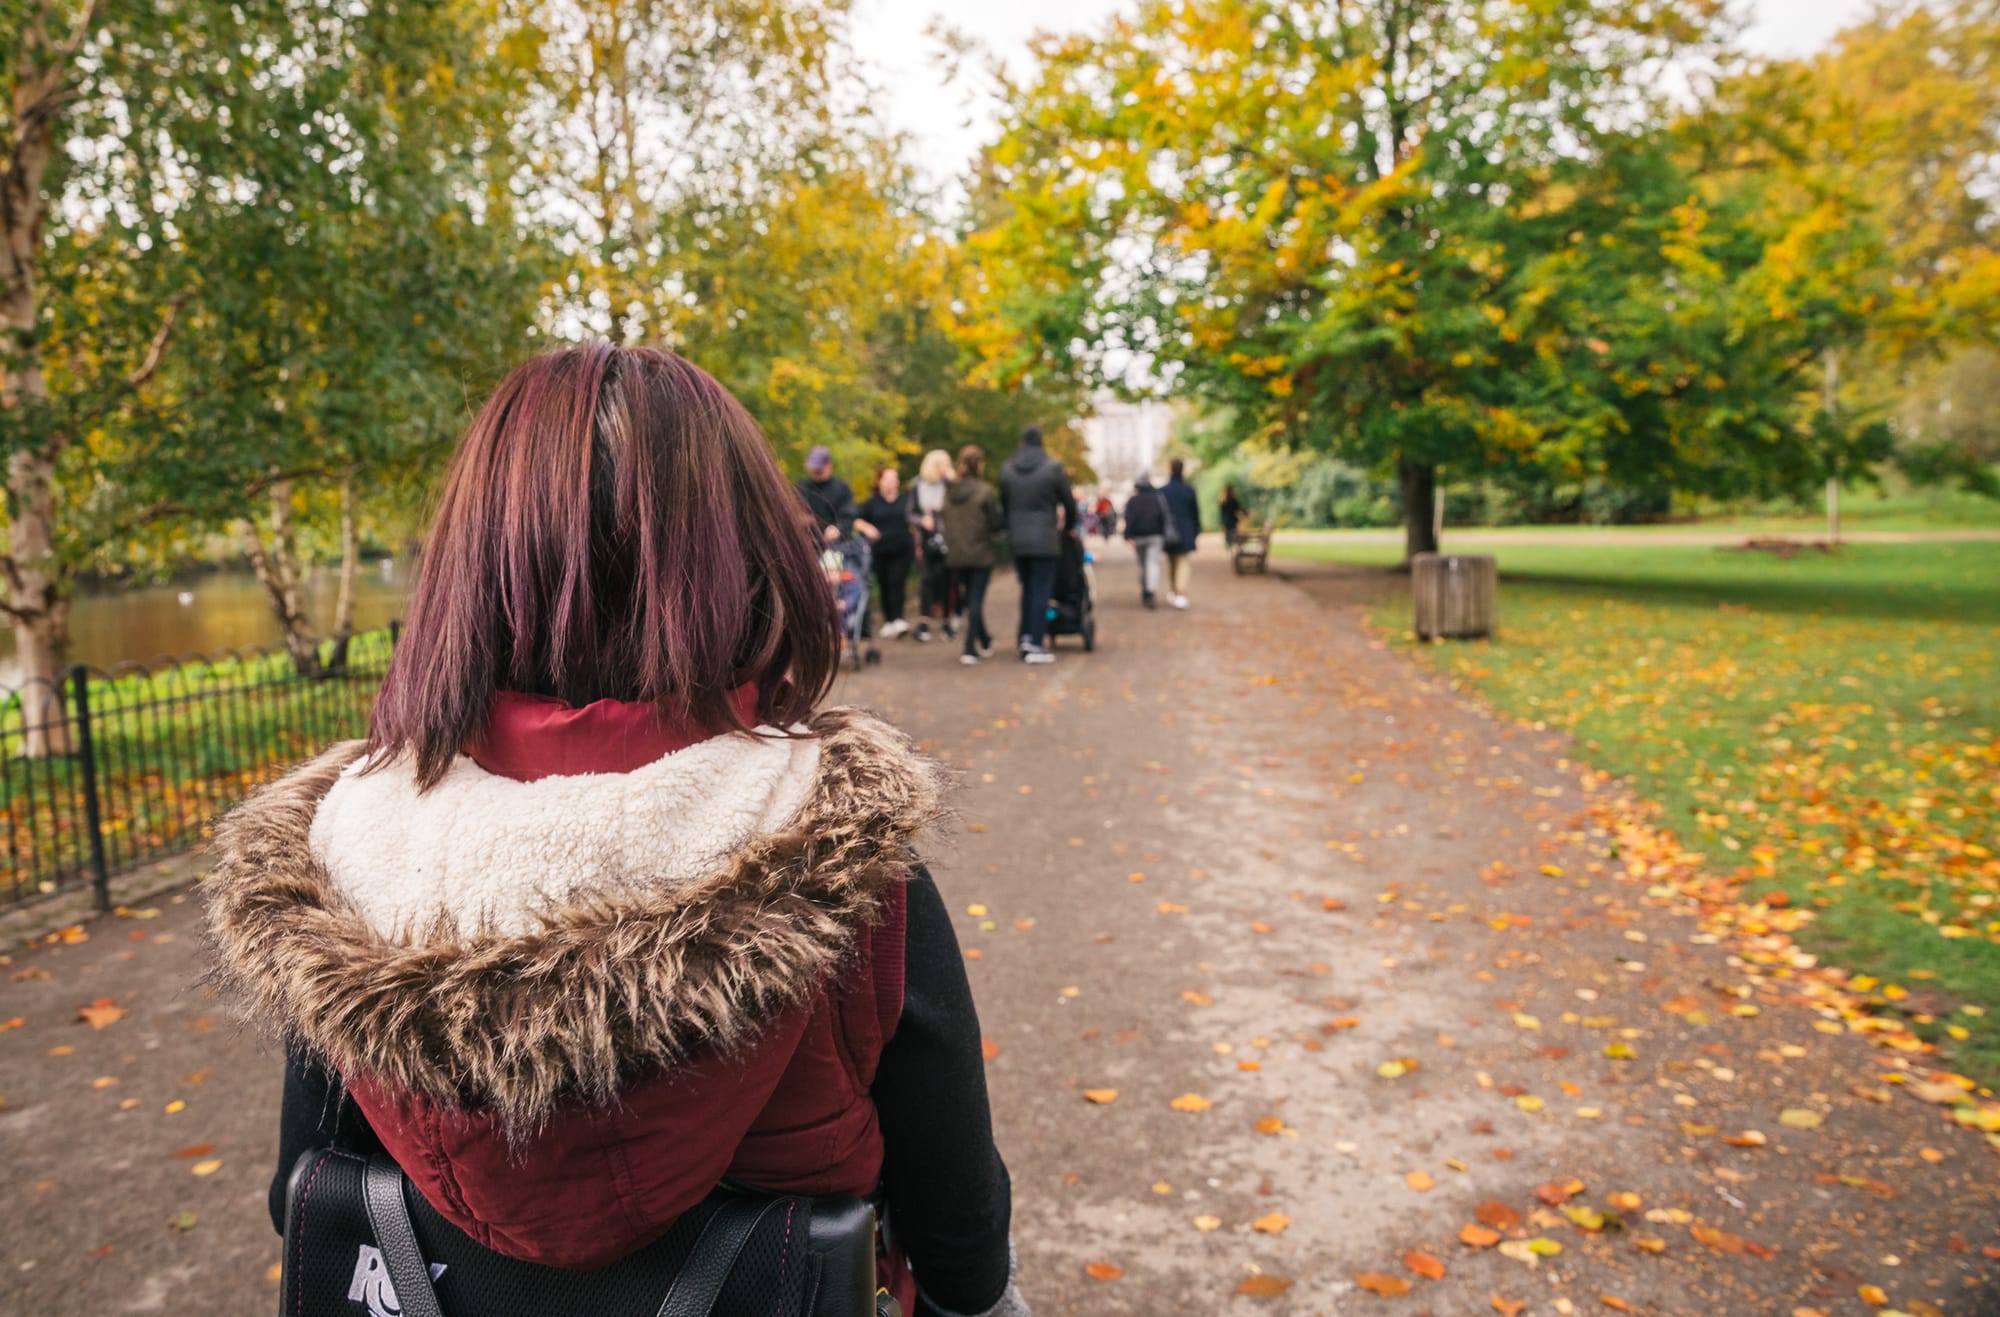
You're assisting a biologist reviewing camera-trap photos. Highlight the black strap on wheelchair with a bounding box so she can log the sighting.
[653,1196,786,1317]
[362,1155,446,1317]
[358,1154,786,1317]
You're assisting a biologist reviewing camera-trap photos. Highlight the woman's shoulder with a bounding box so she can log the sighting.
[203,708,947,1131]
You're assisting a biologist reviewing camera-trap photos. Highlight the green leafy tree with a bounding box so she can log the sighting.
[2,0,278,751]
[676,144,925,479]
[885,311,1092,484]
[147,0,551,673]
[961,0,1972,557]
[1698,0,2000,504]
[518,0,856,344]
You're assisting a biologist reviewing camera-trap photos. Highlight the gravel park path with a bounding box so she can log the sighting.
[3,541,1994,1316]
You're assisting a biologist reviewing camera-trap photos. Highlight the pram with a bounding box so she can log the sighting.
[822,534,881,670]
[1044,528,1098,652]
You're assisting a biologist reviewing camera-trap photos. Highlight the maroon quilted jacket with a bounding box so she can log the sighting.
[206,697,1019,1315]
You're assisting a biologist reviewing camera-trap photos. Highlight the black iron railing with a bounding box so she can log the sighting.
[0,625,397,910]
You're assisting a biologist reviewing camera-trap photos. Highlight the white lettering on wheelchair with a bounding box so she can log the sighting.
[347,1245,446,1316]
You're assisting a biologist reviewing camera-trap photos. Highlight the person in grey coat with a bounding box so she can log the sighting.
[997,426,1075,663]
[1121,476,1170,609]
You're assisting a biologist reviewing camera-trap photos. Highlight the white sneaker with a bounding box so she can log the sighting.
[881,619,909,639]
[1171,594,1189,609]
[1023,645,1056,665]
[960,653,980,666]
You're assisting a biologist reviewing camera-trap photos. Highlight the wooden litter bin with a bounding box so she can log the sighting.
[1412,553,1496,641]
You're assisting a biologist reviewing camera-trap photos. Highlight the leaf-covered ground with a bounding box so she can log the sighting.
[1,542,1994,1314]
[1290,539,2000,1083]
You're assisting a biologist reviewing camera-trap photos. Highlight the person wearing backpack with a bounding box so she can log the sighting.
[206,345,1025,1317]
[996,426,1074,665]
[941,445,1004,665]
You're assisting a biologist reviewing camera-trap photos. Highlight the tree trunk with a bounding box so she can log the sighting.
[1823,348,1841,545]
[5,447,74,755]
[326,476,359,672]
[241,482,324,677]
[1399,457,1438,564]
[3,17,70,756]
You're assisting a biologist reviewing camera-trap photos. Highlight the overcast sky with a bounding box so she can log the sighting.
[853,0,1881,192]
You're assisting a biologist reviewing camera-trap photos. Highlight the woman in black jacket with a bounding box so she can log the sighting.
[860,466,917,639]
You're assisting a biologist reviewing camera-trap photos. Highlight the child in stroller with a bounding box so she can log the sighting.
[1043,526,1098,651]
[821,534,881,669]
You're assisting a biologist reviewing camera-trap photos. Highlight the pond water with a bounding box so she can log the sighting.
[0,564,409,685]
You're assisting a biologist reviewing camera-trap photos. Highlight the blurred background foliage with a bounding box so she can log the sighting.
[1,0,1994,683]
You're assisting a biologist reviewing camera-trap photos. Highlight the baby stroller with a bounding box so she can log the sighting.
[822,535,881,670]
[1045,528,1098,652]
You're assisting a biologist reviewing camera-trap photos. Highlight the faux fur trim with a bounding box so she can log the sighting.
[203,708,945,1131]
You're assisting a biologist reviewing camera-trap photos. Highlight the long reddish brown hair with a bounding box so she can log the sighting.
[368,343,837,788]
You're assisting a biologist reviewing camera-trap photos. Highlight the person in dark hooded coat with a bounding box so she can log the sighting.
[997,426,1074,663]
[1122,475,1170,608]
[1160,457,1202,610]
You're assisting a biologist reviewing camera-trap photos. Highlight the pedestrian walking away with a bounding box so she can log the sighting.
[942,444,1004,665]
[794,444,857,545]
[1218,483,1244,549]
[912,448,956,643]
[1122,475,1170,609]
[859,466,916,639]
[203,344,1027,1317]
[997,425,1075,664]
[1161,457,1202,610]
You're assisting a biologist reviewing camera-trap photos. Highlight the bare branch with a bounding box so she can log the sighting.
[54,0,101,63]
[123,293,186,389]
[5,0,101,144]
[78,464,330,555]
[246,465,329,497]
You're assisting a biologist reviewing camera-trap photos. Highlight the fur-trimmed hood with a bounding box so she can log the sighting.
[204,707,945,1131]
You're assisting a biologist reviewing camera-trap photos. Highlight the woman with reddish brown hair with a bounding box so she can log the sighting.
[206,344,1024,1317]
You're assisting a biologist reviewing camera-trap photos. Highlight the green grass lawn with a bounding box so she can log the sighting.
[1273,477,2000,537]
[1696,481,2000,533]
[1,630,393,906]
[1281,537,2000,1079]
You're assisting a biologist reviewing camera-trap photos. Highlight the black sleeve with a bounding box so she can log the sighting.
[874,869,1013,1316]
[270,1048,384,1235]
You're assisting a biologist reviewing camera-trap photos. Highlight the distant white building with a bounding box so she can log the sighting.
[1080,393,1174,495]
